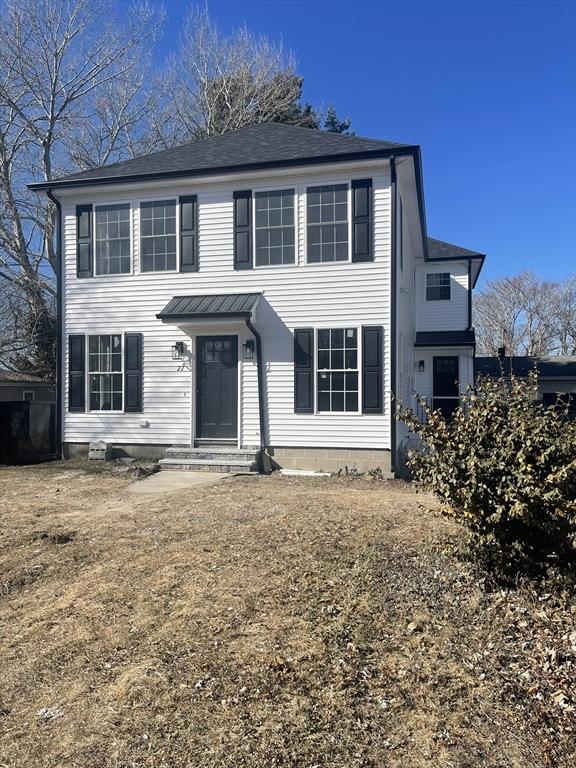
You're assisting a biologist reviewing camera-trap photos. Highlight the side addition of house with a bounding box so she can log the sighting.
[29,123,485,474]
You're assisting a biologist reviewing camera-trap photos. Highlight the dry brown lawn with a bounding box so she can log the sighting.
[0,462,574,768]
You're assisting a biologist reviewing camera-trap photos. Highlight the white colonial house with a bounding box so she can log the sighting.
[30,123,485,474]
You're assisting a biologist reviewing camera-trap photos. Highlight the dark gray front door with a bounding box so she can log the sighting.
[433,356,459,419]
[196,336,238,439]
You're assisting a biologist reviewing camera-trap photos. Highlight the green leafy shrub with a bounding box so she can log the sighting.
[398,371,576,578]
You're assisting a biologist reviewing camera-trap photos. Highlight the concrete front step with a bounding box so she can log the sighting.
[159,457,258,473]
[164,448,260,463]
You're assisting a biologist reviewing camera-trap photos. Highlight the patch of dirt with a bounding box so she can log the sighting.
[0,461,573,767]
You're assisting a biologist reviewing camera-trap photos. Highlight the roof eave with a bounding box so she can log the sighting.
[414,340,476,348]
[410,147,429,260]
[28,145,420,192]
[156,311,253,322]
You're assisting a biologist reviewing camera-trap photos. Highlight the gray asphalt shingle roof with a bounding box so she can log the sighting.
[427,237,484,261]
[157,293,261,320]
[0,370,51,384]
[32,123,413,189]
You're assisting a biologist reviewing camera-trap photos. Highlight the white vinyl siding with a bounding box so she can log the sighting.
[416,262,470,332]
[394,178,417,450]
[60,163,392,449]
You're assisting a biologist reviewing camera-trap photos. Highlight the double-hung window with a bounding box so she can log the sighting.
[307,184,349,263]
[140,200,177,271]
[254,189,295,266]
[426,272,451,301]
[317,328,359,412]
[88,335,123,411]
[95,204,131,274]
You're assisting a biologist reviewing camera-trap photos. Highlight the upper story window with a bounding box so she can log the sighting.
[317,328,359,412]
[88,334,123,411]
[254,189,295,266]
[307,184,349,263]
[426,272,451,301]
[140,200,177,272]
[95,204,131,275]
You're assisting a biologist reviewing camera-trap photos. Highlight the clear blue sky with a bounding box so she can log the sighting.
[153,0,576,285]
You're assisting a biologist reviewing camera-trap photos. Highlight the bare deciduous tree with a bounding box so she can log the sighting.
[159,5,323,144]
[556,275,576,355]
[474,271,576,356]
[0,0,351,380]
[0,0,163,379]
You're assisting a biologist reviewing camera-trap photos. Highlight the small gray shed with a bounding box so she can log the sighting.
[0,370,55,403]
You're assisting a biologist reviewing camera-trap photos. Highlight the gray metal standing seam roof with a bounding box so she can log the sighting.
[415,330,476,347]
[157,293,261,320]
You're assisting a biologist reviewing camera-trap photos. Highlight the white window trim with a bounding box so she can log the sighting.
[304,182,353,266]
[425,270,452,301]
[314,326,362,415]
[93,200,134,278]
[251,185,298,269]
[85,333,124,413]
[22,390,35,401]
[137,194,180,274]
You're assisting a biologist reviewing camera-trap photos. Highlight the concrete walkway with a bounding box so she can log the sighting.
[127,470,228,495]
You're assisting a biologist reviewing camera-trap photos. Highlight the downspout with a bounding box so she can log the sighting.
[389,156,398,476]
[467,261,473,330]
[45,188,62,459]
[245,317,269,471]
[468,261,477,386]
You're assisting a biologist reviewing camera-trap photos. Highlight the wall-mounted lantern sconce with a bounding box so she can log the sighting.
[242,339,255,360]
[172,341,186,360]
[418,359,425,373]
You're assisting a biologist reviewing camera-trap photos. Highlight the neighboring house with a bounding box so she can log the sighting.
[0,371,55,402]
[29,123,484,474]
[476,353,576,408]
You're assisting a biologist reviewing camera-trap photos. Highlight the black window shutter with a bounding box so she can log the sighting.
[233,190,252,270]
[352,179,373,262]
[68,335,85,412]
[180,195,198,272]
[294,328,314,413]
[362,326,383,413]
[124,333,143,412]
[76,204,93,277]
